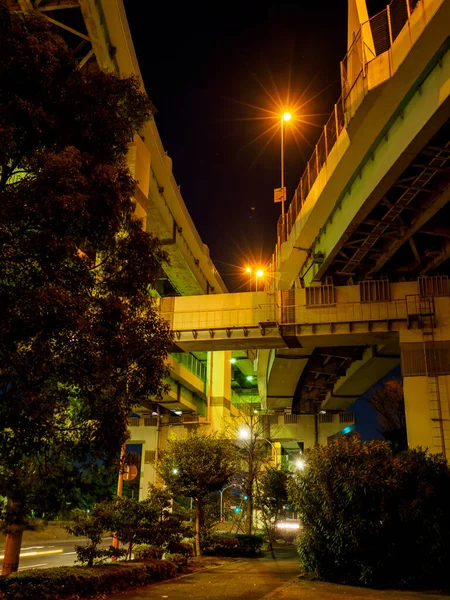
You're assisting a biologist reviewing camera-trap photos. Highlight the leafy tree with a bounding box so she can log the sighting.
[366,378,407,450]
[0,4,173,573]
[256,465,290,550]
[158,431,238,556]
[112,486,191,558]
[288,436,450,588]
[65,503,120,566]
[230,407,278,534]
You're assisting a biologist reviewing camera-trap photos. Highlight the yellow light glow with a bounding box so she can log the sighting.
[283,112,292,122]
[256,269,264,278]
[246,267,251,273]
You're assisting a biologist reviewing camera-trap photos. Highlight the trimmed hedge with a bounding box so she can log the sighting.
[203,534,263,557]
[164,552,188,571]
[133,544,164,560]
[0,561,177,600]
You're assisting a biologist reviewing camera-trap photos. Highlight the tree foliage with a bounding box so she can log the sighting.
[366,378,407,450]
[0,3,173,570]
[158,431,238,555]
[288,436,450,588]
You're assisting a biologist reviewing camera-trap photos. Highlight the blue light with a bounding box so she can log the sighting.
[342,426,352,434]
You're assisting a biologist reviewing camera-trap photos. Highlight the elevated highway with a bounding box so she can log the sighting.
[8,0,450,465]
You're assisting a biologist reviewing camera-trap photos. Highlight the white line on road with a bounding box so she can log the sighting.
[18,563,48,570]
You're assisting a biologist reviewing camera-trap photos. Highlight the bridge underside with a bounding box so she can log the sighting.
[324,120,450,285]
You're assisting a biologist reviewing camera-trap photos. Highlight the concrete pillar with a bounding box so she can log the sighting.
[400,297,450,457]
[207,351,232,432]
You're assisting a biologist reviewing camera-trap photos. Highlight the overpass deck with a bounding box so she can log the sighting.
[161,282,424,353]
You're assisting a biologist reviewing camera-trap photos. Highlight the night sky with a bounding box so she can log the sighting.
[122,0,394,439]
[123,0,389,292]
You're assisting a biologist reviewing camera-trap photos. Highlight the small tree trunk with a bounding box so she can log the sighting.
[195,497,202,556]
[246,494,253,534]
[2,524,24,575]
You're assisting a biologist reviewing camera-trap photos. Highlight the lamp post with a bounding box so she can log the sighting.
[219,483,241,522]
[255,269,264,292]
[238,427,278,466]
[244,267,265,292]
[280,112,291,239]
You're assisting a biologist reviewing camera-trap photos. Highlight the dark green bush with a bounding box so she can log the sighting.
[288,437,450,589]
[133,543,164,560]
[202,533,263,557]
[236,534,264,556]
[203,534,238,556]
[0,561,177,600]
[167,540,195,557]
[164,552,188,571]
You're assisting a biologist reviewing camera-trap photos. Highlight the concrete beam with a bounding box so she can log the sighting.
[322,344,400,411]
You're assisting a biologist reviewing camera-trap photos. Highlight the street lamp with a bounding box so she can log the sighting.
[255,269,264,292]
[280,112,292,239]
[219,483,242,522]
[244,267,265,291]
[238,427,279,466]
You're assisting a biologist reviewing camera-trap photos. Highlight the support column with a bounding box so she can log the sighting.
[207,351,232,432]
[400,297,450,457]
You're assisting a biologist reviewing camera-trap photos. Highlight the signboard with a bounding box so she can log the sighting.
[274,187,286,203]
[123,465,138,481]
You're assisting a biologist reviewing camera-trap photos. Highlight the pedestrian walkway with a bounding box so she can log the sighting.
[106,546,450,600]
[107,546,299,600]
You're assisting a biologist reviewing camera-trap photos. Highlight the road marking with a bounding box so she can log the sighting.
[0,549,63,560]
[63,551,77,555]
[18,563,48,570]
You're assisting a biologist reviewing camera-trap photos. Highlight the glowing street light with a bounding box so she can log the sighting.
[244,266,265,291]
[238,427,278,466]
[295,458,306,471]
[280,111,292,239]
[255,269,264,292]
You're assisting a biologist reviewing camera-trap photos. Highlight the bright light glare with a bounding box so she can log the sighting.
[246,267,251,273]
[246,375,253,382]
[283,112,292,122]
[238,427,251,440]
[256,269,264,278]
[230,357,236,364]
[276,521,300,530]
[295,459,306,470]
[172,468,178,475]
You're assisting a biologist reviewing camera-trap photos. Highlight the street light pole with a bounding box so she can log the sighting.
[280,112,291,240]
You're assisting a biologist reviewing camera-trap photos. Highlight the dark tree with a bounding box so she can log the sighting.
[0,4,173,573]
[288,437,450,588]
[366,378,407,451]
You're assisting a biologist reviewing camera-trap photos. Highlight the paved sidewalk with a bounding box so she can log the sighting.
[106,548,450,600]
[268,577,450,600]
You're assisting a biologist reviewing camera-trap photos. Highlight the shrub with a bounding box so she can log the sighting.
[143,559,177,580]
[203,534,239,556]
[0,562,177,600]
[164,552,188,571]
[133,543,164,560]
[288,437,450,588]
[167,540,195,557]
[236,534,264,556]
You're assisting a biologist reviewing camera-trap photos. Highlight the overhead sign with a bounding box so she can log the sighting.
[274,187,286,203]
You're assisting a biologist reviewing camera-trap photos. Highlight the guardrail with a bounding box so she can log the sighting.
[171,352,207,382]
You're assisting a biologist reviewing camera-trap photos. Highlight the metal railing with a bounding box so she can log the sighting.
[276,0,423,246]
[171,352,207,382]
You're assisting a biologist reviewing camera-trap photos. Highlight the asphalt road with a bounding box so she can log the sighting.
[107,546,300,600]
[0,538,113,571]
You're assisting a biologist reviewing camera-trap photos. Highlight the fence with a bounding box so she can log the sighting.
[171,352,207,382]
